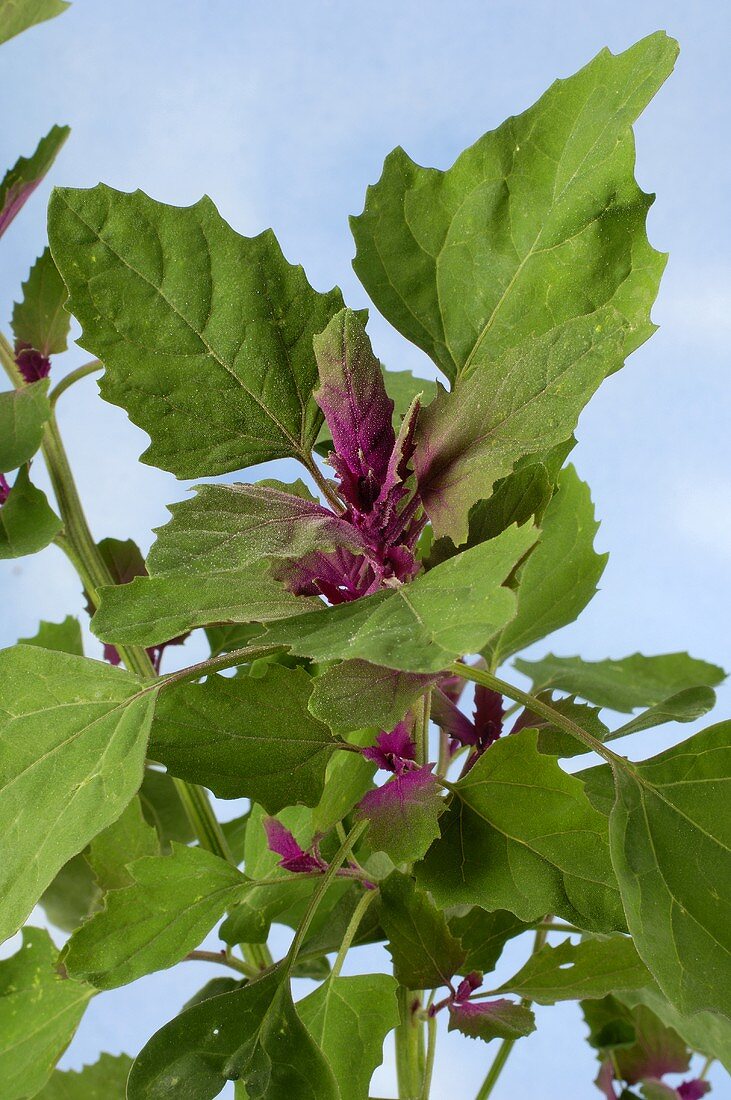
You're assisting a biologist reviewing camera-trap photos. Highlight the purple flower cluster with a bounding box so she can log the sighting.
[358,723,437,820]
[277,310,425,604]
[0,473,10,506]
[597,1060,710,1099]
[263,816,373,887]
[432,674,505,769]
[14,341,51,384]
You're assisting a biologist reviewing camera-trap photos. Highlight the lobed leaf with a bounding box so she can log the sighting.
[379,871,466,988]
[496,934,650,1003]
[0,125,69,235]
[34,1053,134,1099]
[48,184,347,477]
[0,645,155,943]
[18,614,83,654]
[12,246,70,356]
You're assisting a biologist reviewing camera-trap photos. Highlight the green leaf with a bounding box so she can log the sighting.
[264,523,538,673]
[12,247,70,356]
[92,483,346,647]
[34,1053,134,1099]
[379,871,466,988]
[617,986,731,1074]
[582,996,691,1083]
[0,464,61,557]
[0,0,70,45]
[609,687,718,738]
[298,975,399,1100]
[0,125,69,233]
[0,645,155,943]
[309,659,438,734]
[514,651,726,712]
[447,908,534,975]
[417,729,625,931]
[353,33,676,381]
[0,379,51,471]
[97,535,146,583]
[127,967,339,1100]
[414,312,626,540]
[0,927,93,1100]
[206,623,263,658]
[18,614,83,654]
[448,1000,535,1045]
[311,730,375,835]
[609,720,731,1017]
[38,851,100,932]
[486,466,607,665]
[63,844,247,990]
[496,935,650,1003]
[151,664,338,811]
[357,767,445,864]
[48,184,348,476]
[426,440,573,568]
[139,768,196,849]
[86,795,159,892]
[526,694,609,758]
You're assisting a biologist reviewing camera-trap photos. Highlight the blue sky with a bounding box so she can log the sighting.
[1,1,729,1096]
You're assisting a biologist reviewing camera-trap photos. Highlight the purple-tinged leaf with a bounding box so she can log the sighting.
[677,1081,711,1100]
[264,817,326,874]
[314,308,395,513]
[431,687,478,746]
[362,722,417,773]
[447,997,536,1043]
[0,126,69,238]
[357,764,444,863]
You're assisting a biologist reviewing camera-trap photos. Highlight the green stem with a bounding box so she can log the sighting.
[155,643,288,690]
[449,663,620,764]
[475,919,552,1100]
[396,986,424,1099]
[699,1056,714,1080]
[287,821,368,968]
[419,1014,437,1100]
[49,358,102,406]
[184,949,256,978]
[331,889,377,979]
[303,452,345,514]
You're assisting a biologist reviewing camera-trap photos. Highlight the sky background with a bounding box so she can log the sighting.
[1,1,730,1096]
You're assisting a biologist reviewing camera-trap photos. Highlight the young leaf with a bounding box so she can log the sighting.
[0,379,51,471]
[609,720,731,1017]
[417,729,626,931]
[63,844,248,990]
[496,935,650,1003]
[514,652,726,712]
[357,765,445,864]
[0,927,92,1100]
[309,659,438,734]
[617,986,731,1075]
[485,466,607,665]
[34,1053,134,1099]
[0,645,155,943]
[352,34,675,381]
[0,464,61,557]
[12,247,70,356]
[18,614,83,654]
[92,483,357,647]
[0,125,69,235]
[608,688,718,739]
[414,313,625,540]
[48,184,347,477]
[86,795,159,892]
[311,732,375,835]
[583,997,691,1085]
[127,967,339,1100]
[447,908,534,976]
[379,871,466,988]
[151,664,338,811]
[448,998,536,1044]
[298,975,400,1100]
[264,523,539,673]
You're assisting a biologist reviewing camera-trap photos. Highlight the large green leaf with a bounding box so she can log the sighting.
[417,729,625,930]
[34,1053,134,1099]
[486,466,607,665]
[414,312,625,540]
[92,483,350,647]
[0,0,69,45]
[63,844,247,990]
[298,975,399,1100]
[0,927,92,1100]
[12,247,70,356]
[0,645,155,943]
[0,464,61,558]
[609,721,731,1017]
[264,523,538,673]
[48,184,347,476]
[0,125,69,234]
[309,659,437,734]
[151,664,339,810]
[514,651,726,712]
[496,935,650,1003]
[86,795,159,892]
[353,34,676,383]
[379,871,466,988]
[0,379,50,471]
[127,967,339,1100]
